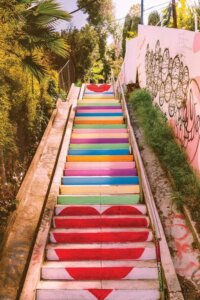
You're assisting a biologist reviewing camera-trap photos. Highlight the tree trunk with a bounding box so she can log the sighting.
[0,148,7,185]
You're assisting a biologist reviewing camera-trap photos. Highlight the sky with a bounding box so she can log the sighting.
[57,0,173,31]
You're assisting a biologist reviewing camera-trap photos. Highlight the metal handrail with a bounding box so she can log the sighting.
[114,77,161,240]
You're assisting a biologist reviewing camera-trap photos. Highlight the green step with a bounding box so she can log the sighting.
[69,143,130,150]
[73,124,127,129]
[57,195,140,205]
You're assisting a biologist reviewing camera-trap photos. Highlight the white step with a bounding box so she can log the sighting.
[49,228,153,243]
[41,260,158,280]
[46,242,156,261]
[36,280,160,300]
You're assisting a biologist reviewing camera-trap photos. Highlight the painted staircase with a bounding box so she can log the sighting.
[36,84,160,300]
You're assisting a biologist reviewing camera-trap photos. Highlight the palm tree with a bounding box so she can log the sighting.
[16,0,71,81]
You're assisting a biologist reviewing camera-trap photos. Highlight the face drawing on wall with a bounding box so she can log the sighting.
[169,58,173,75]
[154,57,160,86]
[179,62,184,82]
[172,55,180,91]
[155,40,160,59]
[176,81,184,109]
[159,82,165,106]
[182,66,190,95]
[165,74,172,102]
[161,48,170,82]
[169,91,177,117]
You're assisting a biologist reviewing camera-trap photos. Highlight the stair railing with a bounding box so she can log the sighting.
[58,59,75,94]
[112,74,165,298]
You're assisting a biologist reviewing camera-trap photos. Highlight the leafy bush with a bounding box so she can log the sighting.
[129,89,200,230]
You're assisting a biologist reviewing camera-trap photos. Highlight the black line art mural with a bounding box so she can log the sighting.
[145,40,200,169]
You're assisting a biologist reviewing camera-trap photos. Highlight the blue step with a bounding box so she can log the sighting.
[68,149,130,155]
[61,176,139,185]
[75,113,123,117]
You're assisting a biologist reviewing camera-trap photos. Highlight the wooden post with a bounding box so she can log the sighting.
[172,0,177,28]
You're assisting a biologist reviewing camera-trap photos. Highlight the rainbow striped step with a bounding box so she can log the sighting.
[36,84,160,300]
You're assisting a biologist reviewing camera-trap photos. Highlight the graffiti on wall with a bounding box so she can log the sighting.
[145,39,200,169]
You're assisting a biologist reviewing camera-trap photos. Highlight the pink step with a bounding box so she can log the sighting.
[64,162,135,170]
[63,169,137,176]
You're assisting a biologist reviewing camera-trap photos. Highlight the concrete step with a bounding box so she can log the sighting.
[49,228,153,243]
[73,124,126,129]
[41,260,158,280]
[71,133,128,138]
[61,176,139,186]
[46,242,156,261]
[68,149,130,155]
[52,215,149,228]
[70,136,129,143]
[36,280,160,300]
[63,168,137,176]
[69,143,130,150]
[59,185,140,195]
[75,111,124,116]
[75,112,123,116]
[66,155,133,162]
[54,204,146,216]
[57,195,140,205]
[64,161,135,169]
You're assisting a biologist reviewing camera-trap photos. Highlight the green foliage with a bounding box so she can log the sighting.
[60,25,98,82]
[161,0,194,30]
[148,10,160,26]
[122,4,141,57]
[129,89,200,228]
[77,0,114,81]
[77,0,113,26]
[0,0,68,192]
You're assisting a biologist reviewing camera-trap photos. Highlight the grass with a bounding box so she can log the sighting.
[129,89,200,232]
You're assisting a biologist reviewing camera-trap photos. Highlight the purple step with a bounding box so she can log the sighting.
[70,138,129,144]
[63,169,137,176]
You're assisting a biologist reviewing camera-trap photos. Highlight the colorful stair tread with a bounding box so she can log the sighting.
[57,195,140,205]
[69,144,130,150]
[70,138,129,144]
[61,176,139,185]
[59,185,140,195]
[63,169,137,176]
[36,84,159,300]
[53,216,150,229]
[55,204,146,216]
[68,149,130,155]
[64,162,136,169]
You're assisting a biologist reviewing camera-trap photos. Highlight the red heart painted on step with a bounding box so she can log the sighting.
[87,84,111,93]
[88,289,113,300]
[58,206,143,216]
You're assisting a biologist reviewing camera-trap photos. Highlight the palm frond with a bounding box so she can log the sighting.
[22,55,47,81]
[44,37,69,57]
[24,0,71,28]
